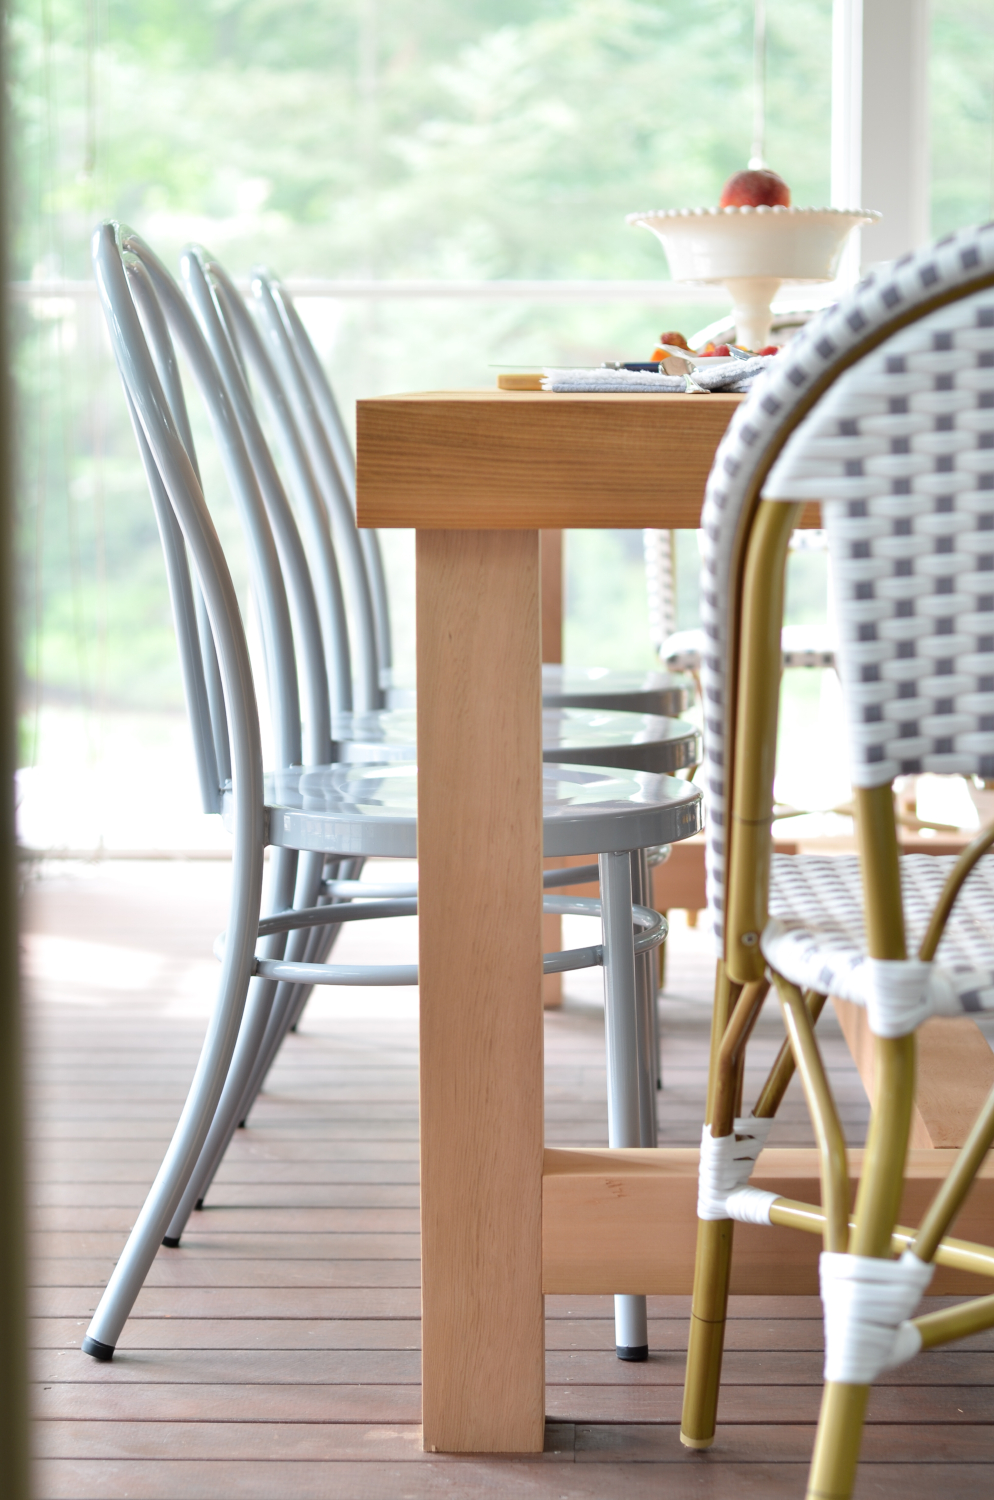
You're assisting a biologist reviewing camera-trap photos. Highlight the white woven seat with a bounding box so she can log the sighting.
[763,852,994,1017]
[663,623,835,674]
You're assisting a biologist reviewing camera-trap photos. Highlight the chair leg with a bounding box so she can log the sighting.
[652,933,663,1092]
[283,891,348,1034]
[163,971,282,1240]
[239,857,372,1116]
[681,1217,735,1446]
[600,849,648,1360]
[631,849,658,1142]
[81,828,266,1360]
[805,1032,916,1500]
[186,980,299,1214]
[807,1384,870,1500]
[680,962,740,1447]
[288,856,364,1032]
[174,850,326,1225]
[159,845,304,1241]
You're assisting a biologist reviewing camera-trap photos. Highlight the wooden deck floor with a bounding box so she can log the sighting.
[22,859,994,1498]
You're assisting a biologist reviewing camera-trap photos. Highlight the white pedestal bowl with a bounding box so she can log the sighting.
[626,205,880,350]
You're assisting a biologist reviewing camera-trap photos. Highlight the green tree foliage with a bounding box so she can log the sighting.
[11,0,834,281]
[8,0,994,729]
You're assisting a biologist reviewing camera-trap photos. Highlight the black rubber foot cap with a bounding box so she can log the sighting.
[161,1235,181,1248]
[82,1336,114,1362]
[616,1344,649,1362]
[195,1198,205,1211]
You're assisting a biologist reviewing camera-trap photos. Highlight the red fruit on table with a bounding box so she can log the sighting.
[719,168,791,209]
[757,345,779,356]
[712,344,731,357]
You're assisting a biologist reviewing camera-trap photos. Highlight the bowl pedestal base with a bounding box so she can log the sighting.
[723,276,781,350]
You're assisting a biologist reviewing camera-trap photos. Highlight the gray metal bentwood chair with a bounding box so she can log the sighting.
[81,222,703,1368]
[194,246,701,1113]
[190,245,698,1125]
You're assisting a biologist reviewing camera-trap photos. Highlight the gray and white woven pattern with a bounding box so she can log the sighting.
[763,852,994,1016]
[663,623,835,674]
[765,286,994,787]
[699,223,994,948]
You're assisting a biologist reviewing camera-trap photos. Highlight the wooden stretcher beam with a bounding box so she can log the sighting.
[542,1146,994,1297]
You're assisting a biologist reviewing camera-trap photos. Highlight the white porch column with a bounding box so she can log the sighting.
[831,0,930,280]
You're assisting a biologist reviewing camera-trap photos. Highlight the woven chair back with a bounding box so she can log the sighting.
[765,285,994,790]
[698,224,994,952]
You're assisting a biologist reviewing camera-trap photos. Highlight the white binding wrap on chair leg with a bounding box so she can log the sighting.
[697,1116,778,1223]
[819,1249,934,1384]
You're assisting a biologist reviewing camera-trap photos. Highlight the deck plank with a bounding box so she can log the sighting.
[22,861,992,1497]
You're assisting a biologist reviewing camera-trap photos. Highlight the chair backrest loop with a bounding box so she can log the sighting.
[198,253,355,721]
[119,228,303,774]
[180,248,332,767]
[123,252,233,795]
[250,269,383,710]
[93,221,265,1005]
[263,273,394,685]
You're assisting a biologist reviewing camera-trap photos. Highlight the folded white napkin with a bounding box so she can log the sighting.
[689,354,775,391]
[541,368,687,393]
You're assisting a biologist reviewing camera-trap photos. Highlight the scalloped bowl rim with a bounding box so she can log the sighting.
[626,205,880,223]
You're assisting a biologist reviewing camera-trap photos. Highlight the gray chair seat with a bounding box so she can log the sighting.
[257,760,703,860]
[330,706,701,775]
[540,664,690,717]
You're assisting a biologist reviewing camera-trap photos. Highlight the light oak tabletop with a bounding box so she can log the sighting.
[356,388,745,530]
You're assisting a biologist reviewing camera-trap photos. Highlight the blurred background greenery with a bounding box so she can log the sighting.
[9,0,994,847]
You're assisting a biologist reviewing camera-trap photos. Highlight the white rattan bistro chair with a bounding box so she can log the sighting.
[645,527,837,678]
[679,221,994,1500]
[80,222,703,1369]
[643,310,837,683]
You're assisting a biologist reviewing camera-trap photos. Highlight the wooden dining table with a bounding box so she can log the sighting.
[355,388,994,1456]
[355,387,737,1452]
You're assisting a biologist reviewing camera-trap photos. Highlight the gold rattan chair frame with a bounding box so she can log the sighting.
[681,263,994,1497]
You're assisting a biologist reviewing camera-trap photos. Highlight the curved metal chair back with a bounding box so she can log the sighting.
[256,269,393,693]
[102,228,306,780]
[177,247,332,766]
[247,268,386,710]
[193,252,355,719]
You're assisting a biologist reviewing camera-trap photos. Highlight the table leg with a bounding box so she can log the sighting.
[541,530,564,1006]
[416,529,546,1454]
[540,528,563,665]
